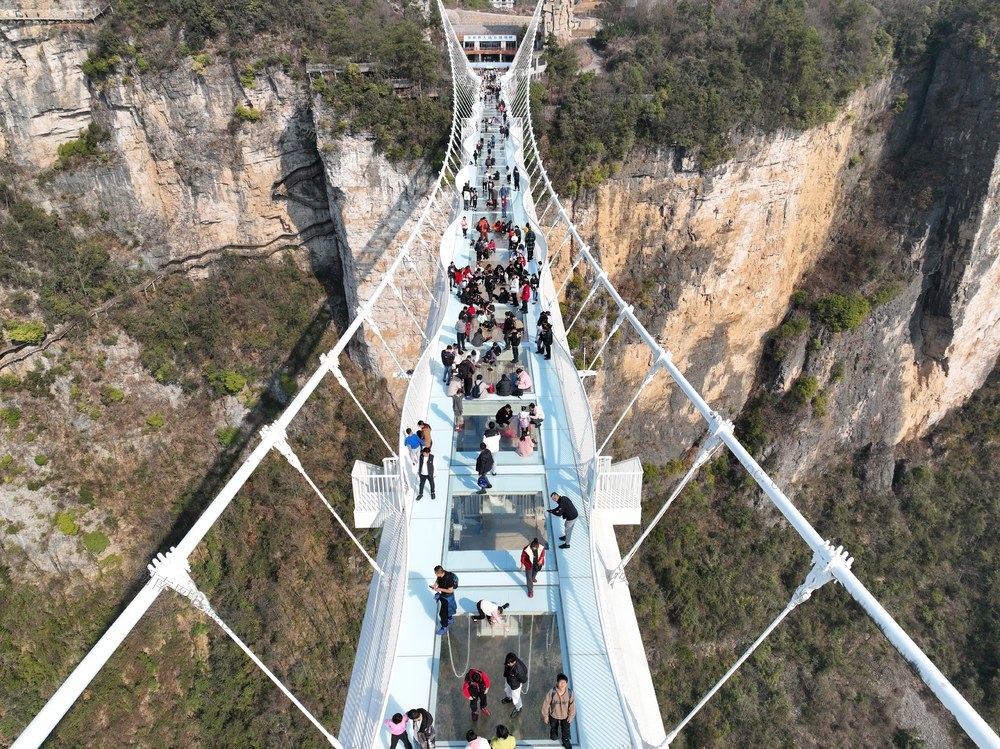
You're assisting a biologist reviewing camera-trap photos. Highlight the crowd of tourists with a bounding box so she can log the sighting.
[388,69,580,749]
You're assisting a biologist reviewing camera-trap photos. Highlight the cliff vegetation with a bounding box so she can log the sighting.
[537,0,1000,190]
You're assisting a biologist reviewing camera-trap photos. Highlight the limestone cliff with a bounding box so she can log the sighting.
[0,23,428,576]
[314,127,438,386]
[568,51,1000,483]
[0,23,339,270]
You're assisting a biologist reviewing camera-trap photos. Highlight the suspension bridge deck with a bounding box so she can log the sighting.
[374,93,651,746]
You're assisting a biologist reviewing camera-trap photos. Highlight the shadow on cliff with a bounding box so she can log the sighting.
[125,106,356,585]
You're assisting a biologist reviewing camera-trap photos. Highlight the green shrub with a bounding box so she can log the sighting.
[234,103,262,122]
[566,331,580,350]
[892,728,926,749]
[848,153,863,168]
[869,283,901,306]
[100,385,126,404]
[83,530,111,555]
[831,361,846,383]
[5,320,46,345]
[216,426,240,447]
[892,93,909,114]
[81,52,121,79]
[814,294,871,332]
[206,368,247,395]
[1,406,21,429]
[279,373,297,398]
[191,53,211,76]
[146,413,166,430]
[788,375,819,411]
[34,454,49,466]
[812,389,829,418]
[790,290,809,307]
[53,123,109,170]
[773,316,808,340]
[0,373,20,390]
[55,510,79,535]
[239,65,257,88]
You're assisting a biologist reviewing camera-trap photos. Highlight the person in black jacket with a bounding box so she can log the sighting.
[458,355,477,396]
[495,403,514,427]
[509,328,522,363]
[476,443,495,494]
[538,323,553,360]
[496,373,514,397]
[502,652,529,717]
[524,227,535,262]
[406,707,436,749]
[441,345,456,384]
[548,492,579,548]
[417,448,435,500]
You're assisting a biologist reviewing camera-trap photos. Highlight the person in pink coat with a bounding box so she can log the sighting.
[383,712,412,749]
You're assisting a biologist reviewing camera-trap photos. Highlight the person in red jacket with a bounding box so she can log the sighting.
[463,668,491,722]
[520,538,545,598]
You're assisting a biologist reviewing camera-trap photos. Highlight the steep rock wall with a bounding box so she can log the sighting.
[0,23,335,269]
[570,53,1000,479]
[315,127,438,386]
[566,77,897,457]
[769,50,1000,483]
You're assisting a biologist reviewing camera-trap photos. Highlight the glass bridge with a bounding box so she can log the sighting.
[10,0,999,748]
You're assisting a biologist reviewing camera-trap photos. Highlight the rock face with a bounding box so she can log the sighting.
[0,23,337,271]
[315,127,438,384]
[0,24,434,575]
[568,52,1000,480]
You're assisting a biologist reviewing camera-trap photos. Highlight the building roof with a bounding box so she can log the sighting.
[446,8,532,35]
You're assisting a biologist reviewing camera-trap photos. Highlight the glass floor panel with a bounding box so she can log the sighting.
[455,412,541,459]
[436,613,563,742]
[449,491,548,551]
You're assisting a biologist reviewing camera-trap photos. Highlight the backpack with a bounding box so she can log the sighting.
[452,572,460,589]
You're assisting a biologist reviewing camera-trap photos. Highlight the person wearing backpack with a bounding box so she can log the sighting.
[476,443,495,494]
[463,669,491,722]
[541,673,576,748]
[501,652,528,717]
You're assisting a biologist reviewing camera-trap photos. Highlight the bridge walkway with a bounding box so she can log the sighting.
[378,93,633,746]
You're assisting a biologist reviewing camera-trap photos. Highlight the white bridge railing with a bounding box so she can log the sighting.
[501,2,1000,747]
[11,4,481,749]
